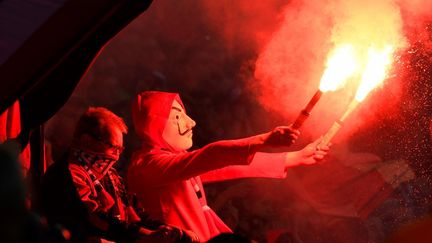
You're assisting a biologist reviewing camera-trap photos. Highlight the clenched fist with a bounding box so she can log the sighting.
[261,126,300,148]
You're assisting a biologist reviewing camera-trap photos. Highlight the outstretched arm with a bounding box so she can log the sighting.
[129,126,300,187]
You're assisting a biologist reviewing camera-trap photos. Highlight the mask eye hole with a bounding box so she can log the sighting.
[175,115,180,120]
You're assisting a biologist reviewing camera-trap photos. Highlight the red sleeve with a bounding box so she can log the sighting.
[200,152,287,183]
[68,164,99,213]
[129,136,266,187]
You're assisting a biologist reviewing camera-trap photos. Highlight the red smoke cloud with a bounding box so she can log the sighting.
[200,0,431,142]
[198,0,432,142]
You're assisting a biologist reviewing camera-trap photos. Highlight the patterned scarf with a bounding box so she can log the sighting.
[72,149,116,178]
[72,149,130,221]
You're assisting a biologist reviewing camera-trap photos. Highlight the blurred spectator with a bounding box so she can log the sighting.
[0,142,69,243]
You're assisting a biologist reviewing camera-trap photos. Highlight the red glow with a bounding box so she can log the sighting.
[252,0,410,140]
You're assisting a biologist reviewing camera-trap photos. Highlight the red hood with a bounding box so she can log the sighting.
[132,91,185,151]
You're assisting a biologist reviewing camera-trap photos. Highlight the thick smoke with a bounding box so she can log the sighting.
[251,0,413,141]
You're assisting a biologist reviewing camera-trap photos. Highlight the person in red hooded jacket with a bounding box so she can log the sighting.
[127,91,329,242]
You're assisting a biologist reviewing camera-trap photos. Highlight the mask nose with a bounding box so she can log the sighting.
[176,113,196,135]
[186,114,196,129]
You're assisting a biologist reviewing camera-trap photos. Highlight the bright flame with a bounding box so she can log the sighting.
[355,46,394,101]
[319,44,359,92]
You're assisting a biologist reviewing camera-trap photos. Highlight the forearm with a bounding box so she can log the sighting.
[284,151,303,169]
[130,136,267,186]
[201,152,287,183]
